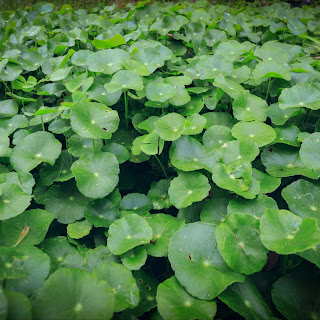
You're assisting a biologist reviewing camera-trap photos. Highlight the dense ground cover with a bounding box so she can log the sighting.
[0,1,320,319]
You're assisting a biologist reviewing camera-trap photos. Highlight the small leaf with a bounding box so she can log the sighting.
[107,214,153,255]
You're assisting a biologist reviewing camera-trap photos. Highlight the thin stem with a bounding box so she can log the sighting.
[124,90,128,129]
[41,116,45,131]
[1,79,18,105]
[154,155,168,180]
[92,139,96,151]
[265,77,271,102]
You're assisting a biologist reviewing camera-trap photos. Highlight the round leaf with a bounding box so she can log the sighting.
[145,83,176,102]
[300,132,320,170]
[216,213,268,275]
[0,184,31,220]
[157,276,217,320]
[70,101,119,139]
[10,132,62,172]
[67,220,92,239]
[71,151,119,199]
[168,222,245,300]
[168,172,211,209]
[155,113,185,141]
[260,209,320,254]
[0,209,54,247]
[107,214,153,255]
[33,268,115,320]
[94,262,139,312]
[231,121,276,147]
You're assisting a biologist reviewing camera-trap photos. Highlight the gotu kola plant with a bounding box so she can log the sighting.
[0,1,320,319]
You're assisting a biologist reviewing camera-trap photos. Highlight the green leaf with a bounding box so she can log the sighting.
[104,70,143,93]
[147,179,171,210]
[144,213,184,257]
[70,101,119,139]
[219,139,260,164]
[261,145,320,179]
[39,150,73,186]
[169,136,217,172]
[0,247,27,280]
[0,184,31,220]
[232,90,268,122]
[260,209,320,254]
[0,128,9,157]
[40,236,82,272]
[33,268,115,320]
[68,135,103,157]
[219,278,273,320]
[200,198,229,225]
[65,72,87,92]
[202,125,234,150]
[168,222,245,300]
[216,213,268,275]
[300,132,320,170]
[272,125,300,147]
[94,262,139,312]
[168,172,211,209]
[4,290,32,320]
[84,198,119,228]
[121,246,148,270]
[252,60,291,81]
[49,67,72,81]
[271,272,320,320]
[231,121,276,147]
[211,162,259,199]
[92,34,126,49]
[281,179,320,219]
[145,83,176,102]
[119,193,152,215]
[107,214,153,255]
[154,113,185,141]
[279,84,320,110]
[67,220,92,239]
[10,130,61,171]
[5,246,50,297]
[227,194,278,218]
[87,49,129,74]
[71,151,119,199]
[102,142,130,164]
[0,209,54,247]
[0,100,18,118]
[157,276,217,320]
[183,114,207,136]
[44,181,90,224]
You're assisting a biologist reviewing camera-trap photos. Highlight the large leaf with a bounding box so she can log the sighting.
[107,214,153,255]
[33,268,115,320]
[219,278,273,320]
[260,209,320,254]
[279,84,320,110]
[0,209,54,247]
[10,132,62,172]
[282,179,320,220]
[168,222,245,300]
[216,213,268,275]
[71,151,119,199]
[70,101,119,139]
[168,172,211,209]
[299,132,320,170]
[271,272,320,320]
[157,276,217,320]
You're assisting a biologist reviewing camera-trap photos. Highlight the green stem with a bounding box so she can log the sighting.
[124,90,128,129]
[41,116,45,131]
[1,79,18,105]
[92,139,96,151]
[265,78,271,102]
[154,155,168,180]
